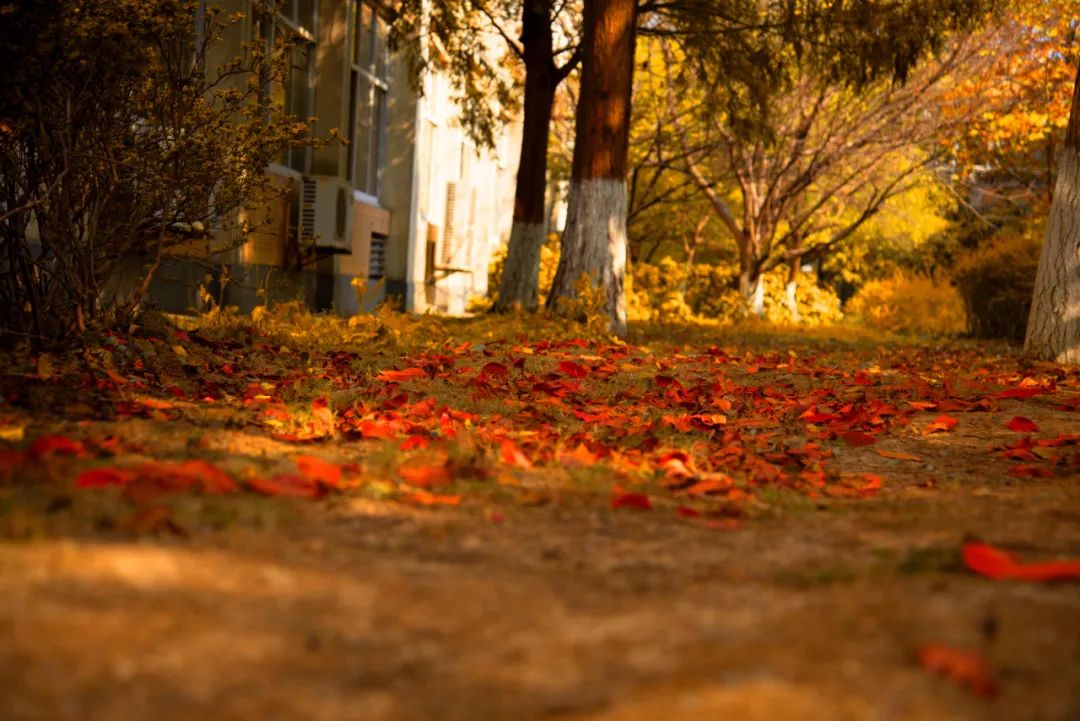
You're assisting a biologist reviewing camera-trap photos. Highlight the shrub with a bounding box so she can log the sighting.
[952,228,1042,340]
[846,273,965,336]
[0,1,312,347]
[629,259,842,326]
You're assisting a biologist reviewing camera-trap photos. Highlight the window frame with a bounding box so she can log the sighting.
[348,0,390,199]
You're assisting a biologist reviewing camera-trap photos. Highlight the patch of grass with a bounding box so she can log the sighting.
[774,564,861,587]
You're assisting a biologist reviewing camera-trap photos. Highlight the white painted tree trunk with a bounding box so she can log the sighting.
[546,178,628,336]
[748,276,765,317]
[785,280,801,323]
[1025,144,1080,362]
[496,221,547,311]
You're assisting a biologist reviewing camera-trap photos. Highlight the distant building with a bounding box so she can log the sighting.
[151,0,520,316]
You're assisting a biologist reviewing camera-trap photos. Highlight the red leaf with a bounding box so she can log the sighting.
[402,490,461,506]
[558,360,588,379]
[997,387,1048,400]
[295,455,342,487]
[874,448,923,462]
[1005,416,1039,433]
[925,414,958,433]
[917,643,998,697]
[1006,464,1054,478]
[77,467,137,488]
[377,368,427,382]
[611,492,652,510]
[399,463,452,487]
[29,435,86,459]
[840,431,876,446]
[962,541,1080,582]
[247,474,322,498]
[480,361,509,378]
[499,439,533,469]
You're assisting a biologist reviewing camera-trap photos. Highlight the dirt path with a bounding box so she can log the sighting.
[3,473,1078,721]
[1,322,1079,720]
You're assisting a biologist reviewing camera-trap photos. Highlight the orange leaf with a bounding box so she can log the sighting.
[377,368,427,382]
[399,463,452,487]
[247,474,322,498]
[925,414,959,433]
[295,455,342,487]
[1005,416,1039,433]
[611,492,652,510]
[499,439,533,469]
[403,490,461,506]
[962,541,1080,582]
[917,643,998,697]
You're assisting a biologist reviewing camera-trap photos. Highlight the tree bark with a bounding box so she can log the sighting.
[786,260,801,323]
[1025,61,1080,363]
[493,0,558,312]
[545,0,635,336]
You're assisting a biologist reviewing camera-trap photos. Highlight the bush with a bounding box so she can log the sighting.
[476,233,561,312]
[0,1,311,347]
[952,227,1042,340]
[846,273,965,336]
[629,259,843,326]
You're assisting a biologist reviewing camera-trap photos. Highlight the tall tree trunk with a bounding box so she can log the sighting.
[1025,62,1080,363]
[545,0,635,336]
[736,230,765,317]
[493,0,557,312]
[786,260,801,323]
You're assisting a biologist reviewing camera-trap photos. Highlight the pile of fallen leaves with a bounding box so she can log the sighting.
[2,307,1080,700]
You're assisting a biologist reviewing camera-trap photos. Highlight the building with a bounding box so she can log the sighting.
[151,0,520,316]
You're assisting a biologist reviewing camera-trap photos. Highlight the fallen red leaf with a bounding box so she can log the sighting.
[611,491,653,510]
[499,439,533,469]
[403,490,461,506]
[399,463,452,487]
[29,435,86,459]
[962,540,1080,582]
[247,474,322,498]
[295,455,343,487]
[840,430,876,446]
[377,367,427,382]
[558,360,589,378]
[925,414,959,433]
[1005,416,1039,433]
[76,467,137,488]
[917,643,998,697]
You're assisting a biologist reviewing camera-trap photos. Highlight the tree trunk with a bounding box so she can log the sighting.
[1025,62,1080,363]
[786,260,801,323]
[545,0,635,337]
[737,231,765,317]
[493,0,557,312]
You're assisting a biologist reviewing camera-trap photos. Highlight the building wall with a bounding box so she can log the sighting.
[152,1,519,319]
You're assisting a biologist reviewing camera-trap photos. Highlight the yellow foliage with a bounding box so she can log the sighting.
[952,227,1043,340]
[630,259,842,326]
[846,274,965,337]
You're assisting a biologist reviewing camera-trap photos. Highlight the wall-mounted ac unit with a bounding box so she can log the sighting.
[299,175,353,252]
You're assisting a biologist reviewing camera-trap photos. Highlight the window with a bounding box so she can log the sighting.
[256,2,316,173]
[347,1,389,197]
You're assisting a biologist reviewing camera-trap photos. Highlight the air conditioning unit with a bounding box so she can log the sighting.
[299,175,353,252]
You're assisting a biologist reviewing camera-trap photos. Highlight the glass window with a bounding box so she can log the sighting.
[349,1,390,197]
[256,5,316,173]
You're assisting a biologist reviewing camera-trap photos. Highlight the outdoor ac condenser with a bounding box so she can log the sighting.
[299,176,354,252]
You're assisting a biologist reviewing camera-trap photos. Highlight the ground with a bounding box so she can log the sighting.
[1,308,1078,721]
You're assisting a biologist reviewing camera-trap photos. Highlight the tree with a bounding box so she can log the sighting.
[636,36,985,317]
[390,0,581,312]
[1024,61,1080,362]
[544,0,636,335]
[0,0,310,347]
[546,0,1001,334]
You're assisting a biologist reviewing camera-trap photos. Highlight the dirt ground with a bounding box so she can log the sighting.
[1,320,1078,720]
